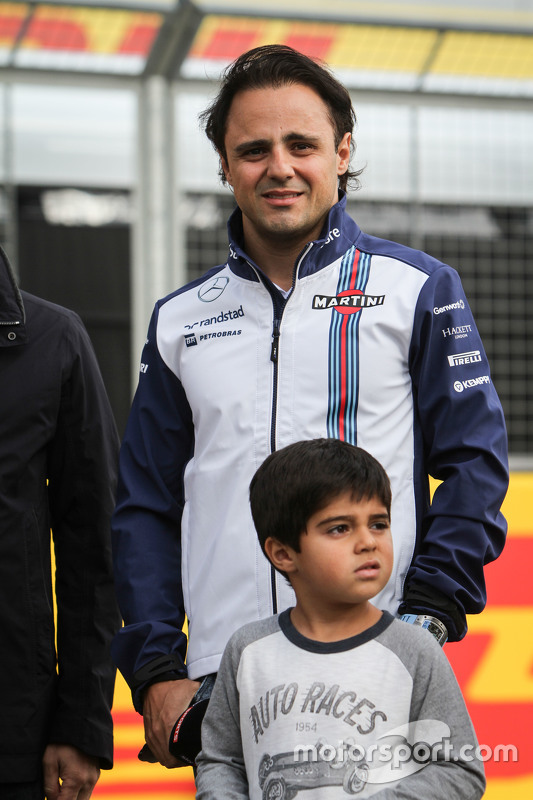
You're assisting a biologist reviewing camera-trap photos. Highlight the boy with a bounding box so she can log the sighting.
[195,439,485,799]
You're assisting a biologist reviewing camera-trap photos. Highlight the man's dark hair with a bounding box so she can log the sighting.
[200,44,363,192]
[249,439,391,568]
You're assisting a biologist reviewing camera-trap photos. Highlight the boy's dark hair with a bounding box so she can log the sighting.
[249,439,391,565]
[200,44,363,192]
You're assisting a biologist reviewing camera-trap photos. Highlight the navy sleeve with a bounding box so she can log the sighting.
[408,265,508,638]
[111,303,194,704]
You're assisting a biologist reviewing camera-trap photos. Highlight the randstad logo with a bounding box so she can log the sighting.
[313,289,385,314]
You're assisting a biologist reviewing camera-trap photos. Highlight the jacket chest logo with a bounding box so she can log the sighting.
[312,289,385,314]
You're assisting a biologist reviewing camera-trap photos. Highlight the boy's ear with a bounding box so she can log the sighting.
[264,537,297,574]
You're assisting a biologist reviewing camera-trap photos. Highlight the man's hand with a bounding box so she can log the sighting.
[43,743,100,800]
[143,678,200,768]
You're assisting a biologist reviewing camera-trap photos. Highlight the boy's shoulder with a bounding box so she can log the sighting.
[225,613,282,655]
[378,617,450,673]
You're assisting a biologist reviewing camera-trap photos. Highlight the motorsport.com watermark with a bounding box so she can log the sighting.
[292,722,518,783]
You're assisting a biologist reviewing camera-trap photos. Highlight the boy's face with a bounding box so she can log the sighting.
[287,492,393,611]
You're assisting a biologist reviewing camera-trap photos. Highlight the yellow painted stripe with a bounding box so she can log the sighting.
[465,607,533,701]
[19,5,161,55]
[189,14,533,82]
[484,774,533,800]
[329,25,438,72]
[432,31,533,79]
[501,473,533,536]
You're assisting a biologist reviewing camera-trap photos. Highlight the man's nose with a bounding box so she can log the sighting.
[266,146,295,180]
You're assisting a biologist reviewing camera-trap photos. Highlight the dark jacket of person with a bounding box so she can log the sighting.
[0,246,121,781]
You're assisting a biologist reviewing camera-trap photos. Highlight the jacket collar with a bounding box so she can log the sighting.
[225,192,362,283]
[0,245,27,348]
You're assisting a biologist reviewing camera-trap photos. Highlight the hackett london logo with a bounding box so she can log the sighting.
[313,289,385,314]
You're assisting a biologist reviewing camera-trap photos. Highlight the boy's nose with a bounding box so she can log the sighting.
[354,529,377,552]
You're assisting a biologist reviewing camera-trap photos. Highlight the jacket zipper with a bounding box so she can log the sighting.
[267,242,313,613]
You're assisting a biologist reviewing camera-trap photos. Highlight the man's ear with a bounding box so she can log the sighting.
[264,537,298,574]
[219,153,232,186]
[336,131,351,177]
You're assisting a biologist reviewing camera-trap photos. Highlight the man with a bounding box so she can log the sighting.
[0,244,121,798]
[111,45,508,768]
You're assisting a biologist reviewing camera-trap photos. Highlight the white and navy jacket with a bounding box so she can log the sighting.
[111,195,508,695]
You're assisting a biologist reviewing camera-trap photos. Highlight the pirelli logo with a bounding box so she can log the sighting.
[313,290,385,314]
[447,350,482,367]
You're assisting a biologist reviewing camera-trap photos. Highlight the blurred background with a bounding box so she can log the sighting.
[1,1,531,797]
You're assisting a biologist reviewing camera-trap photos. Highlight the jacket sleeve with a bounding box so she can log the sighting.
[111,304,194,709]
[47,311,121,769]
[195,638,248,799]
[406,265,509,639]
[372,630,486,799]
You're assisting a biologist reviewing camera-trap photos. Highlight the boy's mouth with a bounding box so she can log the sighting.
[354,560,380,577]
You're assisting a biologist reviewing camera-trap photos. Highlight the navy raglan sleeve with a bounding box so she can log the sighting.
[111,303,194,706]
[407,264,508,638]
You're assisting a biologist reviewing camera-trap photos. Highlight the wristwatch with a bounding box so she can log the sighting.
[400,613,448,646]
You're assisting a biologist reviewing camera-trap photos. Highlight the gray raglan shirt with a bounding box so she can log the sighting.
[195,611,485,799]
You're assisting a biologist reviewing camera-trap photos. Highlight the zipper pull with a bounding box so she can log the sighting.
[270,319,280,363]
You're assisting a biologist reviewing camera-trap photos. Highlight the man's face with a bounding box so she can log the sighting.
[221,83,351,254]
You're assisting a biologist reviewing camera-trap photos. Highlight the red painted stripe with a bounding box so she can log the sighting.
[484,538,533,605]
[94,780,195,795]
[112,747,145,761]
[283,34,334,61]
[0,15,26,40]
[465,702,531,778]
[112,710,141,725]
[203,29,257,60]
[26,18,87,50]
[119,24,159,56]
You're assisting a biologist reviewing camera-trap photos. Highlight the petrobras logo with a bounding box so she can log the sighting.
[184,328,242,346]
[433,299,465,315]
[313,289,385,314]
[198,276,229,302]
[447,350,482,367]
[454,375,490,392]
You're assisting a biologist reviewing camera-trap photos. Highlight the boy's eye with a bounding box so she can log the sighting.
[328,524,349,535]
[371,521,390,532]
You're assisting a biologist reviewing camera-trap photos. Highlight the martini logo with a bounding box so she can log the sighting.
[313,289,385,314]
